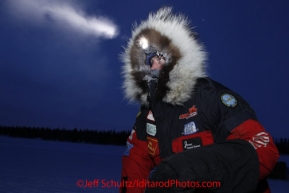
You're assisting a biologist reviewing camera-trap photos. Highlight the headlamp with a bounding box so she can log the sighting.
[137,36,165,66]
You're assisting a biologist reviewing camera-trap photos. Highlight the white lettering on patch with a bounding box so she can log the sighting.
[146,123,157,136]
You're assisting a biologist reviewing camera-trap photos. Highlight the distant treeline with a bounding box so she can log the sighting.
[274,138,289,155]
[0,125,289,155]
[0,125,130,146]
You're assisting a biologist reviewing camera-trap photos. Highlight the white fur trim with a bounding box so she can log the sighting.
[122,7,207,105]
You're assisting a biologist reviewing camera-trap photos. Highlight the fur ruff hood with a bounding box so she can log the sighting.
[121,7,207,106]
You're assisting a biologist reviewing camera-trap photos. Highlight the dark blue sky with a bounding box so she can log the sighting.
[0,0,288,138]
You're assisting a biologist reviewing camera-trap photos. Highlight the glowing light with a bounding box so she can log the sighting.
[5,0,118,39]
[138,36,149,49]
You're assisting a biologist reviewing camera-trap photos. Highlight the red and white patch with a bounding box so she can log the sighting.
[147,137,158,156]
[179,105,198,119]
[249,132,270,149]
[147,111,155,122]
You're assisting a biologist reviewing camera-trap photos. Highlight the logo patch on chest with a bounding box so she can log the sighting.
[147,111,155,121]
[183,121,198,135]
[147,137,158,156]
[179,105,198,119]
[146,123,157,136]
[182,137,202,150]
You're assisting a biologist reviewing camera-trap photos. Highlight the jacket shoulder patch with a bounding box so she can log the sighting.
[221,93,237,107]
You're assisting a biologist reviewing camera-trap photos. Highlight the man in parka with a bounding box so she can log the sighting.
[120,7,279,193]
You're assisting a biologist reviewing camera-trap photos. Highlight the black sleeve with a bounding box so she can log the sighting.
[197,78,258,141]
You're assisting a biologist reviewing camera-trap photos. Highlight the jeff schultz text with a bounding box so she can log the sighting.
[77,179,221,188]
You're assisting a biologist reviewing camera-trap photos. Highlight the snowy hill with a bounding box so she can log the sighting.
[0,136,288,192]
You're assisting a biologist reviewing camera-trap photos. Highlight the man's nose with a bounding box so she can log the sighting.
[150,57,162,70]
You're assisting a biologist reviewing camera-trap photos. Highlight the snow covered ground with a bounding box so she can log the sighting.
[0,136,288,193]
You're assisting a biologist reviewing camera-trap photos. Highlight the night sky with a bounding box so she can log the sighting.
[0,0,288,138]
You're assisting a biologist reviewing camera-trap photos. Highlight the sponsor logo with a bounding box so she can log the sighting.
[124,141,133,156]
[147,111,155,121]
[147,137,158,156]
[221,93,237,107]
[183,121,198,135]
[179,105,198,119]
[182,137,202,150]
[249,132,270,149]
[146,123,157,136]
